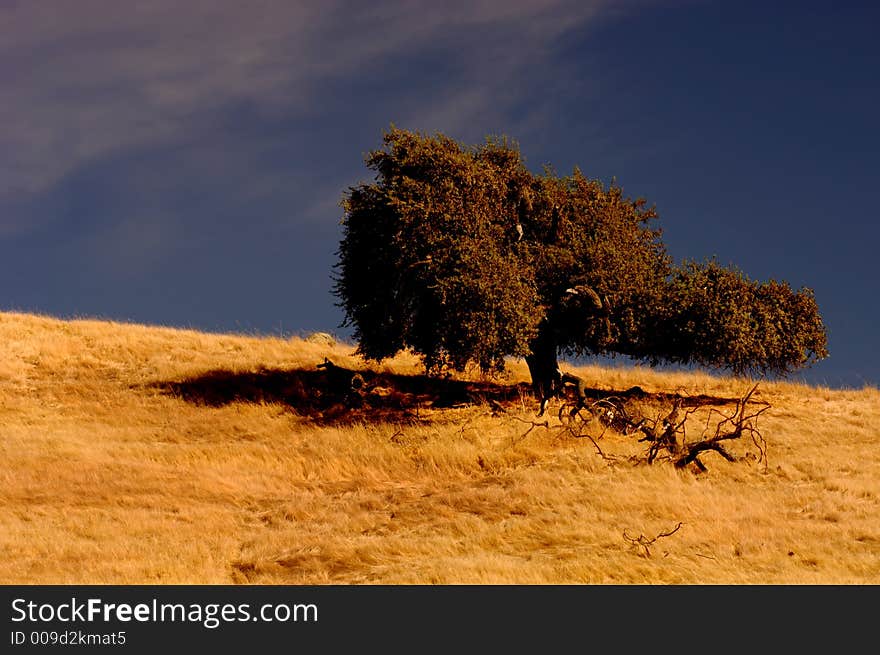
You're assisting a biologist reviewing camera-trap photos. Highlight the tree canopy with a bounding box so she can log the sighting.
[335,127,827,393]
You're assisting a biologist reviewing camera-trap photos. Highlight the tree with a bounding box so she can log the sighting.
[334,127,827,399]
[653,260,828,376]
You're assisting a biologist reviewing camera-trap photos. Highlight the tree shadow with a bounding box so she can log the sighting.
[604,385,743,409]
[155,360,530,425]
[153,359,742,426]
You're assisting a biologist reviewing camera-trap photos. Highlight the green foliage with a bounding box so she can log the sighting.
[656,260,828,376]
[336,128,541,374]
[335,126,828,381]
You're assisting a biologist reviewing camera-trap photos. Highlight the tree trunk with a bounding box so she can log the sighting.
[525,326,559,416]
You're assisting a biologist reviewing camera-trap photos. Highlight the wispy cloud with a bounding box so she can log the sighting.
[0,0,638,243]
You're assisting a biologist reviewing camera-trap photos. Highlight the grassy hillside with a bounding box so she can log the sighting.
[1,311,878,584]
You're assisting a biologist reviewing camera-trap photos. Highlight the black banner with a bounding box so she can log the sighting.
[1,585,873,652]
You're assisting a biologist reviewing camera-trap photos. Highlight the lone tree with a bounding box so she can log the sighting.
[334,127,827,400]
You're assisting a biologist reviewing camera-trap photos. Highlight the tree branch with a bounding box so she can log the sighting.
[623,522,684,557]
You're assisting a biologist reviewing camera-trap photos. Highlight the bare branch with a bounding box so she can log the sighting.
[623,522,684,557]
[656,522,684,539]
[581,433,619,463]
[673,384,770,471]
[508,415,550,444]
[550,383,771,472]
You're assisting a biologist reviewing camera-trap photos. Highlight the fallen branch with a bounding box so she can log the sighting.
[581,433,618,463]
[623,522,683,557]
[673,383,770,471]
[509,415,550,444]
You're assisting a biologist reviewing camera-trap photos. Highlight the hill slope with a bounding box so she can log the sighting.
[1,311,878,583]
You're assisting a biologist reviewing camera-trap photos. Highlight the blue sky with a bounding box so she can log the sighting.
[2,0,877,387]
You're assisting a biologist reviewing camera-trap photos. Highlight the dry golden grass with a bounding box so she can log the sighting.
[1,310,878,584]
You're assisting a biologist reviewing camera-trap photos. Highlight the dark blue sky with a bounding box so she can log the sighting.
[2,1,877,387]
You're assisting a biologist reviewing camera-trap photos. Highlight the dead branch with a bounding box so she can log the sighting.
[606,384,772,471]
[505,377,772,472]
[636,398,700,464]
[673,383,770,471]
[509,415,550,444]
[751,430,769,472]
[674,440,737,469]
[556,403,626,462]
[581,432,619,463]
[623,522,683,557]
